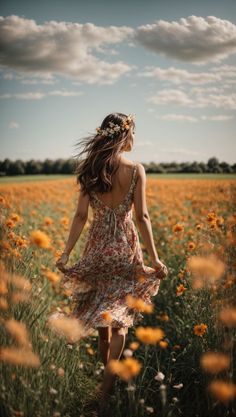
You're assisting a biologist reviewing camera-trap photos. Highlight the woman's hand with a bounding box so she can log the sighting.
[151,258,168,280]
[56,252,69,272]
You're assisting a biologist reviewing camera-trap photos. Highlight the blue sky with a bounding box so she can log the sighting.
[0,0,236,164]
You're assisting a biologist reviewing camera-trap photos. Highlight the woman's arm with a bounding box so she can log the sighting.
[133,163,160,262]
[62,189,89,255]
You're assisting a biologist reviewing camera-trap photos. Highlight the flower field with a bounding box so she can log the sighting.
[0,175,235,417]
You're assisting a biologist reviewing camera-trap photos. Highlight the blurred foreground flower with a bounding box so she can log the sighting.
[186,254,226,289]
[207,380,236,402]
[30,230,51,248]
[219,307,236,327]
[0,347,40,367]
[125,294,154,313]
[135,326,164,344]
[108,357,142,381]
[46,315,86,342]
[200,351,230,374]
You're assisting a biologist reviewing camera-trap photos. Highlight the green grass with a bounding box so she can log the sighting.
[0,173,235,184]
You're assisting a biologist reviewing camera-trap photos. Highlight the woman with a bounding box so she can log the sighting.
[55,112,168,413]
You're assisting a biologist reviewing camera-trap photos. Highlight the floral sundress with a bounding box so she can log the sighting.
[52,163,163,337]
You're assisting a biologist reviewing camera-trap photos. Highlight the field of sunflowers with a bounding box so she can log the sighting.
[0,174,235,417]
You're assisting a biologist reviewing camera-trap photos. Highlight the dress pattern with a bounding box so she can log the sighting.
[52,163,163,337]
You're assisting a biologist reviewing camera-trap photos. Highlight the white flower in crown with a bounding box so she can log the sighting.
[95,113,135,137]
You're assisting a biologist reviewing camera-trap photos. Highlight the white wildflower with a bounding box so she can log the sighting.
[154,371,165,381]
[123,348,133,357]
[173,383,183,389]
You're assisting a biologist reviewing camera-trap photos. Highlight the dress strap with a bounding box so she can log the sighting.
[129,163,138,194]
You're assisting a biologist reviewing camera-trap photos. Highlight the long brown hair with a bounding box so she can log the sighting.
[73,112,135,198]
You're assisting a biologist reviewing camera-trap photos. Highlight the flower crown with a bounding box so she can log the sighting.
[96,113,135,137]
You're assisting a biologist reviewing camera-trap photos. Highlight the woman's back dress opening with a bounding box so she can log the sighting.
[51,162,162,338]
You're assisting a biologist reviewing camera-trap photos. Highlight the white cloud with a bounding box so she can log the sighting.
[138,66,222,85]
[0,15,134,85]
[0,90,84,99]
[156,113,198,122]
[147,89,193,106]
[135,16,236,65]
[155,113,234,122]
[8,121,19,128]
[201,114,234,121]
[147,88,236,110]
[190,86,226,94]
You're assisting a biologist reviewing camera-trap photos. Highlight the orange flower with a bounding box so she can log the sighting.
[108,357,142,381]
[30,230,51,248]
[173,223,184,232]
[219,307,236,327]
[46,315,85,342]
[188,241,196,250]
[156,313,169,321]
[176,284,187,296]
[129,341,140,350]
[135,326,164,344]
[207,380,236,402]
[10,213,21,222]
[125,294,153,313]
[87,347,94,355]
[4,318,31,349]
[159,340,168,349]
[44,217,54,226]
[0,297,8,310]
[193,323,207,337]
[101,311,112,322]
[200,351,230,374]
[187,254,226,289]
[0,347,40,367]
[45,270,61,284]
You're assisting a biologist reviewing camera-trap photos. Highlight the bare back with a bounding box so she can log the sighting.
[95,159,137,210]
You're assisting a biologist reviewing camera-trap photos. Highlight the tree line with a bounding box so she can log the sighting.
[0,157,235,176]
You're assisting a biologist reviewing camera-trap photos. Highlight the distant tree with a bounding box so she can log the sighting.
[231,163,236,173]
[198,162,208,173]
[43,159,54,174]
[189,161,203,173]
[207,157,220,173]
[0,158,11,175]
[53,159,65,174]
[8,159,25,175]
[146,161,157,173]
[25,159,42,175]
[219,162,233,173]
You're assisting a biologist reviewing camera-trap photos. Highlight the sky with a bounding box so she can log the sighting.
[0,0,236,164]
